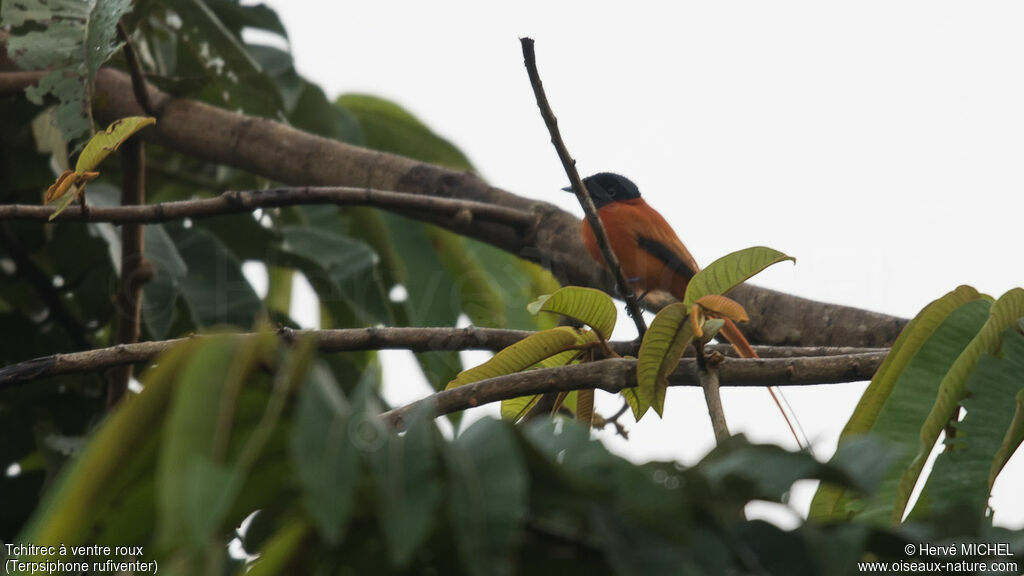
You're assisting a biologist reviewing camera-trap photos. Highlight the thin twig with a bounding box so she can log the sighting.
[116,22,156,117]
[0,324,887,391]
[107,137,148,407]
[381,351,888,429]
[0,326,534,388]
[698,352,730,443]
[0,187,536,228]
[520,37,648,336]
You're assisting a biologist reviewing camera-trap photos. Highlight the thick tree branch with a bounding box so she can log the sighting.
[520,37,647,336]
[0,323,886,389]
[0,187,536,227]
[0,59,910,347]
[380,351,887,429]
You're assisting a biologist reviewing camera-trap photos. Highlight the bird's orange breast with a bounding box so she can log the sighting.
[580,198,697,300]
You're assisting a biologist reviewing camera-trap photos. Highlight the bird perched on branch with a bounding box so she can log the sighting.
[570,172,804,445]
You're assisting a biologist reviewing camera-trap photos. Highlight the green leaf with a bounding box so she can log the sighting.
[290,363,367,544]
[809,285,987,521]
[994,388,1024,488]
[531,286,617,340]
[244,519,309,576]
[169,225,264,330]
[3,0,133,141]
[207,0,289,40]
[463,239,560,331]
[380,215,464,390]
[636,303,696,419]
[447,326,587,390]
[895,288,1024,520]
[156,333,271,549]
[683,246,795,307]
[910,329,1024,521]
[372,403,442,568]
[86,185,189,339]
[498,343,590,421]
[18,338,201,547]
[337,94,473,170]
[157,0,283,117]
[432,228,506,328]
[275,225,390,327]
[445,419,527,576]
[839,286,985,439]
[811,298,990,523]
[75,117,157,173]
[141,225,189,338]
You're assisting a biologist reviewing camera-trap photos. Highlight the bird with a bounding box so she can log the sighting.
[570,172,804,446]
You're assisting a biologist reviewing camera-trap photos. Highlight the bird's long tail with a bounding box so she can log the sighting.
[718,319,809,450]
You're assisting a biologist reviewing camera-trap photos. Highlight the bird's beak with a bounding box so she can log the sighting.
[561,185,574,193]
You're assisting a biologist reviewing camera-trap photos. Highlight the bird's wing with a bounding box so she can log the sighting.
[636,234,698,281]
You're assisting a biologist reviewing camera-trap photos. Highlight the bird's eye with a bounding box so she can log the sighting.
[608,187,618,196]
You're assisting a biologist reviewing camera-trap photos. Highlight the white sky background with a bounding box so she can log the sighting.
[252,1,1024,529]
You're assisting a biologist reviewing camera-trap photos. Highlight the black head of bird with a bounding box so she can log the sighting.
[563,172,643,209]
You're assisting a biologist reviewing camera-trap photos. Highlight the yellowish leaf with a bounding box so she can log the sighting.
[530,286,617,340]
[696,294,749,323]
[447,326,588,390]
[44,170,77,203]
[75,116,156,174]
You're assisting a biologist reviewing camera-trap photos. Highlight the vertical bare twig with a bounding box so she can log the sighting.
[520,37,647,337]
[699,369,730,444]
[107,137,149,407]
[107,21,155,407]
[697,346,731,444]
[116,22,156,117]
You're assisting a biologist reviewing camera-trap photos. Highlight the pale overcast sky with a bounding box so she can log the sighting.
[252,1,1024,528]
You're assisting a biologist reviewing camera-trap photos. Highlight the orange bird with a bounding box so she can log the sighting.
[572,172,803,444]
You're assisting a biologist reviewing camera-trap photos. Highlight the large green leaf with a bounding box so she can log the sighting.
[994,388,1024,487]
[155,333,272,550]
[837,286,985,439]
[445,418,527,576]
[910,328,1024,521]
[18,339,201,548]
[372,404,442,568]
[432,229,507,328]
[83,184,188,339]
[290,363,371,544]
[895,288,1024,520]
[809,286,989,521]
[2,0,133,141]
[463,238,560,332]
[245,519,310,576]
[169,224,264,330]
[336,94,473,169]
[153,0,283,117]
[530,286,617,340]
[636,303,696,419]
[380,214,464,390]
[275,225,390,327]
[683,246,795,307]
[811,298,990,523]
[447,326,588,390]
